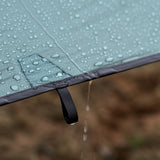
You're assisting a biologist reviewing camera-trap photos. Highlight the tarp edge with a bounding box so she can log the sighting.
[0,53,160,106]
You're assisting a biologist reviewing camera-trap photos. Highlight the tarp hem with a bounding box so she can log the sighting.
[0,53,160,106]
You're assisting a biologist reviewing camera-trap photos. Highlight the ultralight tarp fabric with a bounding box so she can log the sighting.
[0,0,160,101]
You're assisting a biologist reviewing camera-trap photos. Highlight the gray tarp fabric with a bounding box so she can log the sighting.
[0,0,160,108]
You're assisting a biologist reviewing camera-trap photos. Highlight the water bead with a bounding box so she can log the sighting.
[33,61,39,65]
[56,72,63,77]
[3,60,9,64]
[51,54,60,58]
[42,58,48,62]
[29,69,34,73]
[94,61,103,66]
[106,57,113,62]
[7,66,14,71]
[103,46,107,50]
[41,76,49,82]
[75,14,80,18]
[13,74,21,81]
[10,85,19,91]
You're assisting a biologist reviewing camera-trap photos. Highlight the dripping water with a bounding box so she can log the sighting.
[81,80,93,160]
[83,120,88,142]
[86,80,93,112]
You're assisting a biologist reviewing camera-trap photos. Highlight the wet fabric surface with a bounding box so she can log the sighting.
[0,0,160,98]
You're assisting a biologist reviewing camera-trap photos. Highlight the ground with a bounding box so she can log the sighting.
[0,62,159,160]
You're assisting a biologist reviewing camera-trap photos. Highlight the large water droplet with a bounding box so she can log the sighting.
[41,76,49,82]
[56,72,63,77]
[10,85,19,91]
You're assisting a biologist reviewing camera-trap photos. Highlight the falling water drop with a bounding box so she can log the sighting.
[81,81,93,159]
[103,46,107,50]
[86,81,93,111]
[86,105,90,111]
[83,120,88,142]
[83,134,87,142]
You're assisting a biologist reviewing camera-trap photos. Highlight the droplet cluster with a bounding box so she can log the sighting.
[18,54,70,86]
[0,0,160,97]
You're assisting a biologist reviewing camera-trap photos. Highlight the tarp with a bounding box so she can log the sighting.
[0,0,160,106]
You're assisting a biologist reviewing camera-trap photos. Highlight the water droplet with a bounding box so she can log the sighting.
[3,60,9,64]
[10,85,19,91]
[51,54,60,58]
[42,58,47,62]
[41,76,49,82]
[103,46,108,50]
[82,52,86,56]
[75,14,80,18]
[59,27,64,31]
[56,72,63,77]
[13,75,21,81]
[21,49,26,53]
[86,105,90,111]
[94,62,103,66]
[29,69,34,73]
[83,134,87,142]
[48,44,53,48]
[106,57,113,62]
[118,54,123,58]
[33,61,39,65]
[84,125,87,133]
[13,35,17,39]
[7,66,14,71]
[67,66,71,70]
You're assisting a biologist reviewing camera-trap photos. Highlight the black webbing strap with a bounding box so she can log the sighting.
[57,88,78,124]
